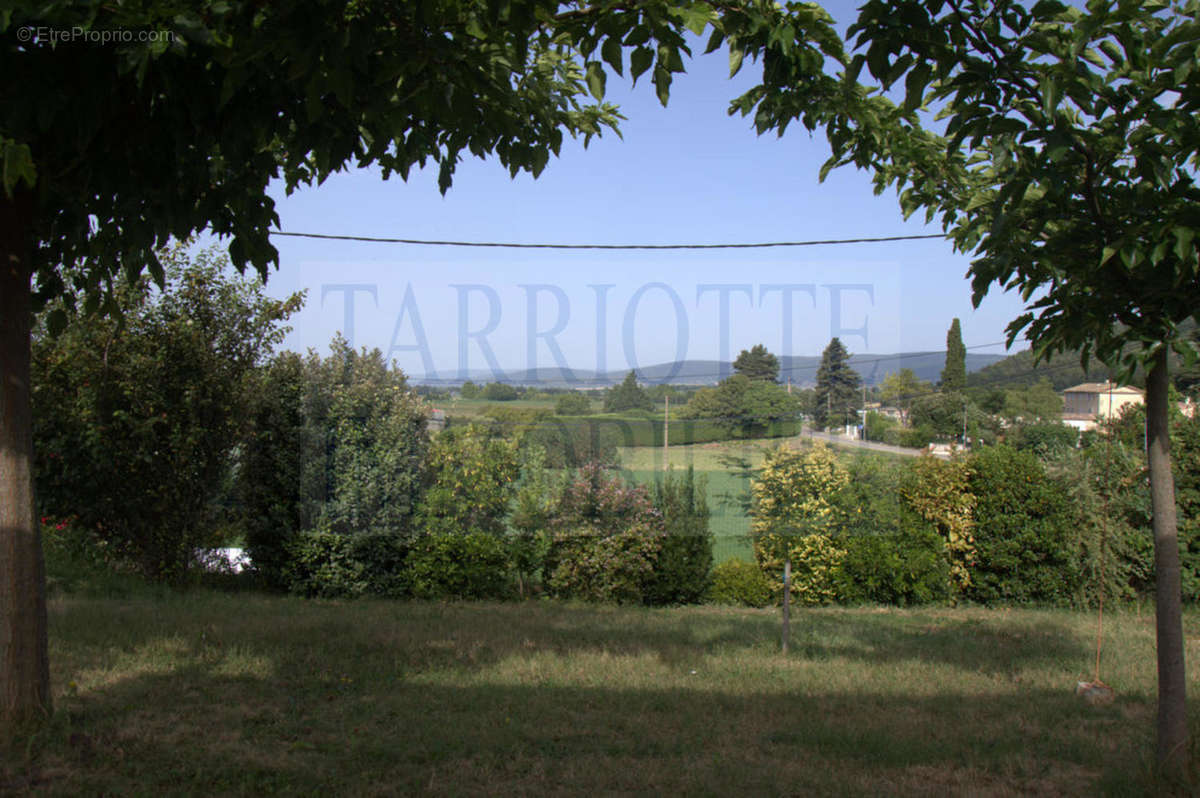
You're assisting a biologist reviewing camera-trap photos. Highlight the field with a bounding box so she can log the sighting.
[616,438,907,564]
[4,594,1198,795]
[618,440,776,564]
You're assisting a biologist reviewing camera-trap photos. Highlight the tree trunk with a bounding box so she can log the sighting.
[0,189,49,733]
[1146,347,1188,775]
[781,557,791,654]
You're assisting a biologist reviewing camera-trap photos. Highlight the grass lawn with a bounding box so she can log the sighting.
[5,594,1196,795]
[619,439,779,564]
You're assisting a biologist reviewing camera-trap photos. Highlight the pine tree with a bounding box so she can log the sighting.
[941,318,967,392]
[732,344,780,382]
[812,338,862,431]
[604,370,653,413]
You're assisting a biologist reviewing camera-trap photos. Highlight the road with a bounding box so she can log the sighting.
[789,427,926,458]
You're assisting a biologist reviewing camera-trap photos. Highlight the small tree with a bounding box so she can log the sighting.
[901,456,976,596]
[1002,378,1064,424]
[543,465,665,604]
[733,344,781,382]
[418,425,519,537]
[554,391,592,416]
[879,367,932,425]
[237,338,430,591]
[751,443,849,611]
[677,374,798,434]
[644,467,713,605]
[604,370,653,413]
[967,446,1080,604]
[482,382,519,401]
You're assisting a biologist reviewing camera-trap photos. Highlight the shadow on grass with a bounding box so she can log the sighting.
[5,664,1155,796]
[44,595,1094,683]
[4,596,1169,795]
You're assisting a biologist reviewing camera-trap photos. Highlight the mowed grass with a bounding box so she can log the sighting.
[6,594,1198,796]
[619,439,778,564]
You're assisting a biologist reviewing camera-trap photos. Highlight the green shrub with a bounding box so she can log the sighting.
[776,533,847,606]
[520,418,621,468]
[285,529,410,598]
[482,382,519,401]
[1008,422,1078,458]
[41,519,153,598]
[417,425,519,537]
[839,529,950,606]
[285,529,364,598]
[643,468,713,605]
[708,559,774,607]
[863,411,898,441]
[407,532,510,600]
[543,465,665,603]
[832,455,950,605]
[966,446,1081,604]
[554,392,593,415]
[346,530,412,598]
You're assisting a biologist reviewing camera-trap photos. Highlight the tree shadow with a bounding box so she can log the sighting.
[5,597,1163,795]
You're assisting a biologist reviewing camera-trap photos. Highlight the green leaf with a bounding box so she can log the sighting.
[624,25,651,47]
[585,61,606,100]
[703,29,724,55]
[1040,75,1061,115]
[1,138,37,195]
[630,47,653,82]
[601,37,623,77]
[1174,227,1195,261]
[653,66,672,106]
[681,6,713,36]
[729,46,744,78]
[903,63,932,111]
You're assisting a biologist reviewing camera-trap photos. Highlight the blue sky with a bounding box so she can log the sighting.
[257,6,1033,381]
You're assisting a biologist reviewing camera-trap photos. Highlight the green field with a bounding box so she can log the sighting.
[6,594,1197,795]
[618,439,779,564]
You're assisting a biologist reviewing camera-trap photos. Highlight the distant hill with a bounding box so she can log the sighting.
[967,320,1200,395]
[411,351,1007,388]
[966,349,1111,393]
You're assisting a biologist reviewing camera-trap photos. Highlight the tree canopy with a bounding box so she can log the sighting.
[812,338,862,431]
[736,0,1200,771]
[732,344,780,382]
[879,367,932,424]
[604,371,654,413]
[1,0,846,726]
[677,373,797,431]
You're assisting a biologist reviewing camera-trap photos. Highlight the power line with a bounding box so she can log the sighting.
[270,231,946,250]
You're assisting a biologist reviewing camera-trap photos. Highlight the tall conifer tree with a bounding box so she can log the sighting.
[812,338,862,431]
[941,318,967,392]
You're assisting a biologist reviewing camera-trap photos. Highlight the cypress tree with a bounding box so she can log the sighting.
[942,318,967,392]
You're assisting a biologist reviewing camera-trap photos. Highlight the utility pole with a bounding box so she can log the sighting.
[861,382,867,440]
[962,393,968,447]
[663,394,669,472]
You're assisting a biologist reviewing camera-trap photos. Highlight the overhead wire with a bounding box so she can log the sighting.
[270,231,947,250]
